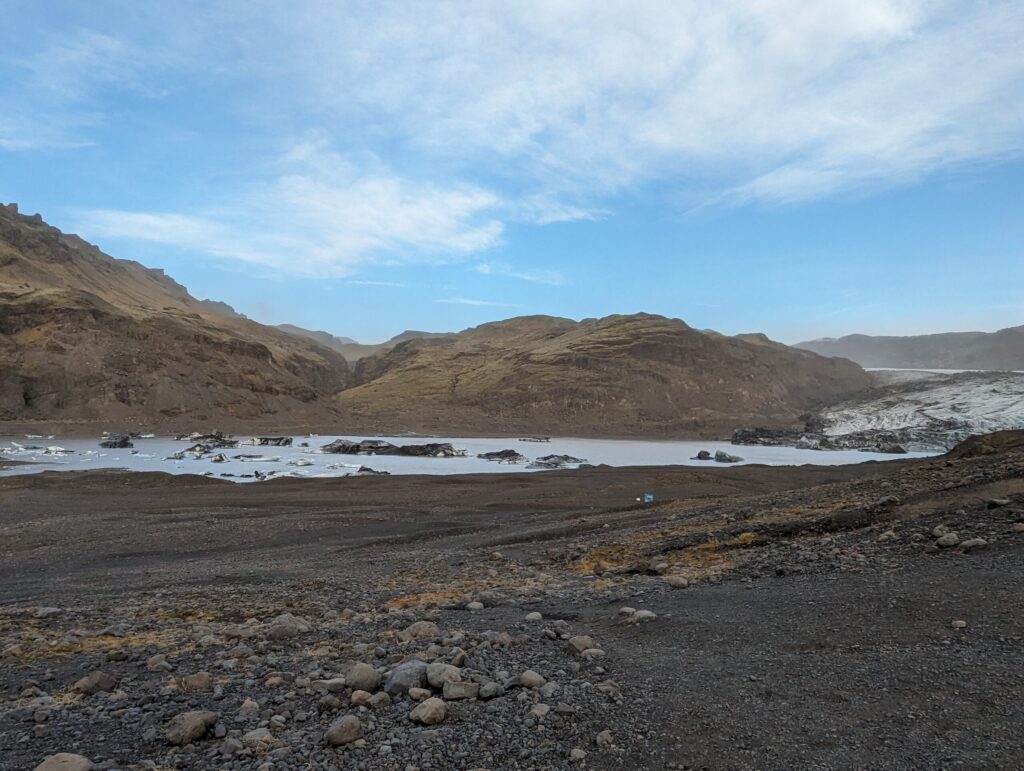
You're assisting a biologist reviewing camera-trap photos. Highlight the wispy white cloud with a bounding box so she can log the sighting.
[244,0,1024,204]
[25,30,153,100]
[77,142,505,277]
[436,297,521,308]
[346,280,406,288]
[474,262,566,286]
[9,1,1024,276]
[510,194,607,225]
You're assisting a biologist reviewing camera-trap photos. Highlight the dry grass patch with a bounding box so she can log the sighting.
[14,629,186,663]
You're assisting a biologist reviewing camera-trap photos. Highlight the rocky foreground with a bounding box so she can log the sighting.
[1,432,1023,770]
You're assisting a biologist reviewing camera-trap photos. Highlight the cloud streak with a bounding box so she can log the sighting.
[77,143,505,277]
[252,0,1024,203]
[436,297,521,308]
[10,2,1024,278]
[474,262,566,286]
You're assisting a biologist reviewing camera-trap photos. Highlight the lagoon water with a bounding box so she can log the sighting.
[0,434,935,482]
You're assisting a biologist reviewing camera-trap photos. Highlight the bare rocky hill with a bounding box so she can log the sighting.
[340,313,872,436]
[796,327,1024,370]
[0,204,873,437]
[0,203,350,433]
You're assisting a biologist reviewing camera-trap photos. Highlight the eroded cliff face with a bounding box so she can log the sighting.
[0,203,350,431]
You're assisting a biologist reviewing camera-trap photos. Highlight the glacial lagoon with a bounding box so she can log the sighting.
[0,435,936,482]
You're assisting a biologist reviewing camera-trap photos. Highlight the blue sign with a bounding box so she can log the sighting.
[643,492,654,504]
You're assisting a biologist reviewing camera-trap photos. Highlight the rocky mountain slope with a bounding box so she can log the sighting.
[0,203,349,432]
[339,314,872,436]
[1,204,874,437]
[796,327,1024,370]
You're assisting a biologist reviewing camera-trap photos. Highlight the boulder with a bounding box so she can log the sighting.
[73,671,117,695]
[567,636,595,656]
[442,680,479,700]
[350,690,372,707]
[397,620,440,643]
[426,662,461,688]
[165,710,218,745]
[714,450,743,463]
[385,660,428,695]
[241,727,278,749]
[876,442,907,454]
[936,532,960,548]
[344,661,381,692]
[33,755,94,771]
[368,691,392,710]
[409,697,446,725]
[312,677,347,694]
[325,714,363,745]
[477,449,528,463]
[178,672,212,691]
[264,612,312,639]
[99,435,133,449]
[520,670,547,688]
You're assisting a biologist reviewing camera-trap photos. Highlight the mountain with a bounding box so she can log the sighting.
[276,324,452,362]
[1,204,874,438]
[339,313,872,437]
[0,203,349,432]
[796,328,1024,370]
[276,324,358,349]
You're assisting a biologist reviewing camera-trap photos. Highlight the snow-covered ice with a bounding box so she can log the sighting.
[821,371,1024,449]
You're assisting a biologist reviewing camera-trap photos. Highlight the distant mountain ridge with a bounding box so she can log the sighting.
[796,327,1024,370]
[275,324,452,362]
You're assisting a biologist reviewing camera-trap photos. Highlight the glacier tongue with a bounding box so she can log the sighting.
[819,371,1024,451]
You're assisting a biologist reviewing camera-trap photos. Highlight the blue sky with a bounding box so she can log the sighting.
[2,1,1023,344]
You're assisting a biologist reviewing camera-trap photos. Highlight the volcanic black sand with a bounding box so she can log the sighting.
[2,438,1023,770]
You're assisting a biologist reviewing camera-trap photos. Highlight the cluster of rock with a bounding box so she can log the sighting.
[478,449,530,464]
[528,454,588,470]
[321,439,466,457]
[98,435,134,449]
[245,437,293,447]
[5,597,628,769]
[690,450,744,463]
[731,427,907,454]
[478,450,589,469]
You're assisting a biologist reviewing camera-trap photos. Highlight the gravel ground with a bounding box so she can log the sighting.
[1,438,1023,770]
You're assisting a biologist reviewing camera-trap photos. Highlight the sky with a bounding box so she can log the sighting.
[1,1,1023,344]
